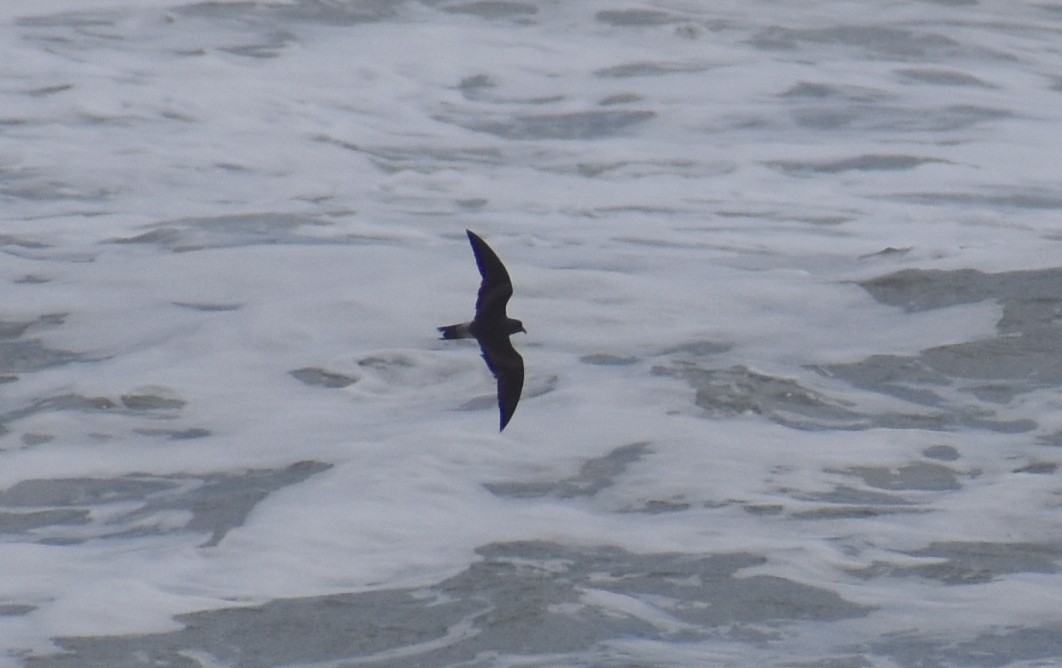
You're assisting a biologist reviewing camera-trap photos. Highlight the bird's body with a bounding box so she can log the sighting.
[438,318,525,341]
[438,230,525,431]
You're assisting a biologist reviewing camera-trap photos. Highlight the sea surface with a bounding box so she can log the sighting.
[2,1,1062,666]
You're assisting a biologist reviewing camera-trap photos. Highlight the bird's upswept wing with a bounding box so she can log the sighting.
[466,230,513,320]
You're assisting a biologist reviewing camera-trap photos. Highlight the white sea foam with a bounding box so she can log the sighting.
[2,0,1062,666]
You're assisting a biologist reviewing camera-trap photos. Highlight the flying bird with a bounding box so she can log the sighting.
[438,230,526,431]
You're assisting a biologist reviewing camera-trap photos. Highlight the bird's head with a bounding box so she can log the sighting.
[507,318,526,335]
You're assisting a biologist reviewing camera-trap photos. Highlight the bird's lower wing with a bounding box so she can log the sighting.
[477,336,524,431]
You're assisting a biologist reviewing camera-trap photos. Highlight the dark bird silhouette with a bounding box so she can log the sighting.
[438,230,526,431]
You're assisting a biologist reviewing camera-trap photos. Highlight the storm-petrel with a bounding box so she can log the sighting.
[438,230,526,431]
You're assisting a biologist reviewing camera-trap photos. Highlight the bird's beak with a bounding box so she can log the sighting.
[520,326,527,334]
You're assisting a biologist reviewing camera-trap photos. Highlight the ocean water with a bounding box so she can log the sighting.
[2,0,1062,666]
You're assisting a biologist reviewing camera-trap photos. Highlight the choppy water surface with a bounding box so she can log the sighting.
[2,1,1062,666]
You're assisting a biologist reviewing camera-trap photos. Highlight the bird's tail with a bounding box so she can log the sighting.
[438,323,471,340]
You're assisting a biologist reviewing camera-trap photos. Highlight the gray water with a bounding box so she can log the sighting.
[3,1,1062,666]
